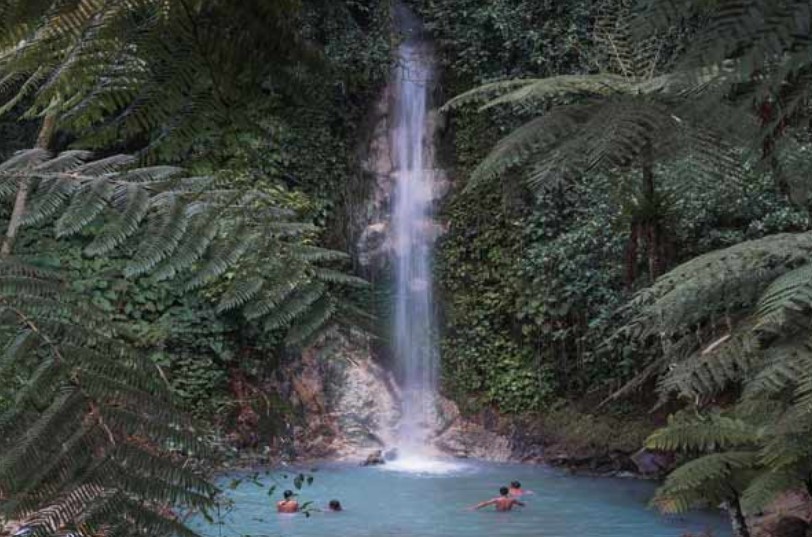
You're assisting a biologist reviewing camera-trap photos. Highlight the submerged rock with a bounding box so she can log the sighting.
[630,448,674,477]
[360,449,386,466]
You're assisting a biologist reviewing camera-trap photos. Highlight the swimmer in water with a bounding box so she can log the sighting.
[509,480,533,496]
[328,499,342,512]
[277,490,299,513]
[472,487,525,512]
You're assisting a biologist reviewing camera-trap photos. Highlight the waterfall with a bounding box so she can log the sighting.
[390,7,440,460]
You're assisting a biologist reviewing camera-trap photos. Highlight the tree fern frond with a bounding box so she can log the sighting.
[440,79,543,112]
[314,268,369,287]
[623,232,812,339]
[0,330,40,378]
[54,177,114,238]
[468,104,595,190]
[124,196,189,278]
[754,263,812,337]
[216,276,265,313]
[184,232,253,291]
[646,414,760,452]
[288,244,350,263]
[148,210,217,282]
[242,270,304,321]
[652,451,759,513]
[23,176,77,227]
[741,467,806,514]
[659,328,759,400]
[0,148,51,171]
[83,183,150,256]
[475,74,636,111]
[33,150,94,173]
[742,338,812,400]
[73,154,135,175]
[116,165,185,183]
[0,67,48,117]
[263,282,325,332]
[284,296,336,347]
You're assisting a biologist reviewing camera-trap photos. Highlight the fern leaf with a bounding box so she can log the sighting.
[150,212,219,282]
[263,282,325,332]
[23,176,77,226]
[646,414,760,452]
[0,148,51,171]
[314,268,369,287]
[288,244,350,263]
[54,177,115,238]
[84,183,150,256]
[284,296,336,346]
[125,196,190,278]
[216,276,265,313]
[754,263,812,337]
[184,233,253,291]
[242,270,303,321]
[652,451,759,513]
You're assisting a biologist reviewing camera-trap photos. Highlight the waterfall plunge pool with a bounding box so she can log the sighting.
[191,460,731,537]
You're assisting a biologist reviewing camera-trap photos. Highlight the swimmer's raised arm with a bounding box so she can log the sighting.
[472,499,497,510]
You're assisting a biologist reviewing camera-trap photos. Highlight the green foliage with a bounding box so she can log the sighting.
[0,259,216,536]
[3,149,366,349]
[413,0,592,85]
[0,0,391,161]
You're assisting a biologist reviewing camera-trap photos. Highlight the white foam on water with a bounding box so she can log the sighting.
[380,454,468,475]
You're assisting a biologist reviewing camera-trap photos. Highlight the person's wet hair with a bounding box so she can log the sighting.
[511,481,521,488]
[283,490,294,500]
[500,486,509,496]
[329,499,342,511]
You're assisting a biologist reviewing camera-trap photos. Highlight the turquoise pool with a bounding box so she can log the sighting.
[192,460,731,537]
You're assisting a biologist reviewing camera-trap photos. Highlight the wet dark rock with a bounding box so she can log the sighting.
[631,448,675,477]
[546,450,640,478]
[772,516,809,537]
[361,449,386,466]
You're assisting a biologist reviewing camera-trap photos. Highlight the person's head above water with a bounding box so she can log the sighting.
[328,499,342,511]
[499,486,509,496]
[283,490,294,500]
[510,481,521,489]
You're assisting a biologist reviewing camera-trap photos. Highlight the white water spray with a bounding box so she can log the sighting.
[387,6,461,473]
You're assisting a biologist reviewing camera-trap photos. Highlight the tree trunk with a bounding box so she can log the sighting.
[1,114,56,257]
[625,222,639,286]
[723,497,751,537]
[641,144,663,280]
[758,98,791,197]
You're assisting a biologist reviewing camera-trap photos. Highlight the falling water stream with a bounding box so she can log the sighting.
[388,5,448,470]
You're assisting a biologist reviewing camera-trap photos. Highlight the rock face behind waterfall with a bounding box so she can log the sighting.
[278,330,401,460]
[280,336,523,462]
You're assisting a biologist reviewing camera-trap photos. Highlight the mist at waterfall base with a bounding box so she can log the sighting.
[192,463,732,537]
[387,7,452,473]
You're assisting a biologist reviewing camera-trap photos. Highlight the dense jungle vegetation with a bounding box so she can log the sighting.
[1,1,812,537]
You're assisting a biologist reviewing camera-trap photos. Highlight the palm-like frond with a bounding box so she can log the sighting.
[0,261,216,535]
[653,451,758,513]
[624,232,812,339]
[658,327,760,400]
[646,413,760,452]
